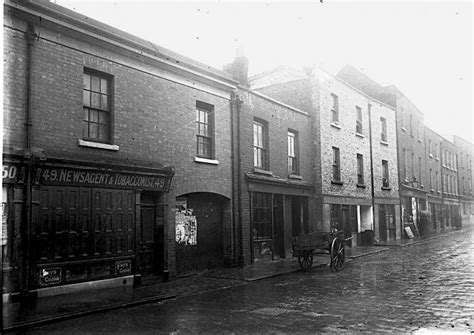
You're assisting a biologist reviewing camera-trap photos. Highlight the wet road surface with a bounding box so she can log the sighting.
[29,226,474,333]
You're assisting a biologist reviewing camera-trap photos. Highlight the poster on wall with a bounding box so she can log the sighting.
[175,198,197,245]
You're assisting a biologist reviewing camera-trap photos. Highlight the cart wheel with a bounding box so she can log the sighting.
[330,237,345,271]
[298,251,313,271]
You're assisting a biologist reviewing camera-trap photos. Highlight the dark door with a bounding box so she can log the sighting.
[379,205,387,242]
[342,205,351,239]
[273,195,284,258]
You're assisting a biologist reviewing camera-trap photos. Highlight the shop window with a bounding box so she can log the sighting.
[253,119,268,170]
[287,130,299,175]
[83,69,113,143]
[196,101,215,159]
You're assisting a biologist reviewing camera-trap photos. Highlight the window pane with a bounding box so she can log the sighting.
[90,110,99,122]
[99,111,109,124]
[83,108,89,121]
[100,78,108,94]
[89,123,98,138]
[82,121,88,137]
[83,74,90,90]
[91,93,101,108]
[101,94,108,110]
[98,125,109,141]
[83,91,90,107]
[91,76,100,92]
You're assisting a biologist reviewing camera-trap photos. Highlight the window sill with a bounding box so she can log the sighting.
[194,156,219,165]
[401,127,407,132]
[380,140,389,146]
[429,154,433,158]
[288,174,303,180]
[381,186,392,191]
[331,180,344,186]
[418,138,422,143]
[356,132,364,138]
[78,139,119,151]
[436,158,440,161]
[330,122,341,129]
[430,189,435,193]
[254,168,273,176]
[356,183,366,188]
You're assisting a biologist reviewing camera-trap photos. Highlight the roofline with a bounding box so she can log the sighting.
[239,86,309,117]
[5,0,239,88]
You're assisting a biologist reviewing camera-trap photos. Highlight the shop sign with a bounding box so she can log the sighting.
[39,268,61,286]
[115,260,132,275]
[34,166,172,191]
[2,164,25,184]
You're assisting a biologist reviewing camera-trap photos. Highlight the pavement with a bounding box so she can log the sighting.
[0,226,463,333]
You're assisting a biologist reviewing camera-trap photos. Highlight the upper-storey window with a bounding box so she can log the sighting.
[287,130,299,175]
[196,101,215,159]
[400,107,405,128]
[409,114,413,137]
[83,70,112,143]
[357,154,364,185]
[254,119,268,170]
[331,94,339,124]
[428,140,432,157]
[355,106,363,134]
[332,147,341,182]
[380,117,387,142]
[382,160,390,188]
[435,143,439,160]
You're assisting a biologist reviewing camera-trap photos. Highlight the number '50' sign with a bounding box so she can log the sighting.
[2,165,18,180]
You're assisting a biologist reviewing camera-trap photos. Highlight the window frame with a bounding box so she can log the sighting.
[357,153,364,185]
[332,147,341,182]
[382,160,390,188]
[380,117,387,142]
[82,69,113,144]
[196,101,215,159]
[287,130,299,175]
[253,118,269,170]
[355,106,363,134]
[331,94,339,124]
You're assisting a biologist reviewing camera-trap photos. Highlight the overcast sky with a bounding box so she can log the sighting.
[55,0,473,143]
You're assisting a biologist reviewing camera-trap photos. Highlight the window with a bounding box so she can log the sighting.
[409,114,413,136]
[462,177,465,194]
[429,169,433,190]
[83,70,112,143]
[357,154,364,185]
[435,143,439,159]
[428,140,432,156]
[380,117,387,142]
[288,130,298,174]
[355,106,363,134]
[332,147,341,182]
[411,152,415,180]
[418,157,422,186]
[331,94,339,123]
[253,119,268,169]
[382,160,389,188]
[403,149,407,180]
[400,107,405,128]
[196,101,214,159]
[436,171,439,191]
[460,153,463,168]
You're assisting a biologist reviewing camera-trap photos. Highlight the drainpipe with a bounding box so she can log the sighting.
[368,103,376,237]
[230,90,243,266]
[22,23,37,296]
[394,101,404,239]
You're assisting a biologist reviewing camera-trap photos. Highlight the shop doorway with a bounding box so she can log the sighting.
[139,192,164,276]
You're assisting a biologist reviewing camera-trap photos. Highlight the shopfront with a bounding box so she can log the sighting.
[2,155,174,296]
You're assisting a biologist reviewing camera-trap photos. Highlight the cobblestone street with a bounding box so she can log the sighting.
[29,225,474,334]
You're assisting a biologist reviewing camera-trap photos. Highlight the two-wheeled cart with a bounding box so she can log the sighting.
[293,230,350,272]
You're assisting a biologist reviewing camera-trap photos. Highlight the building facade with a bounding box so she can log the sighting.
[251,67,401,245]
[424,127,444,230]
[3,0,238,299]
[453,136,474,224]
[440,139,460,227]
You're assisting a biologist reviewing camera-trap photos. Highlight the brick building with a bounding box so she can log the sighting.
[424,127,444,229]
[3,0,238,299]
[338,65,429,237]
[250,67,401,245]
[453,136,474,224]
[440,138,460,227]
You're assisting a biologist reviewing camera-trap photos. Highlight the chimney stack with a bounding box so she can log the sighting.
[224,44,249,86]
